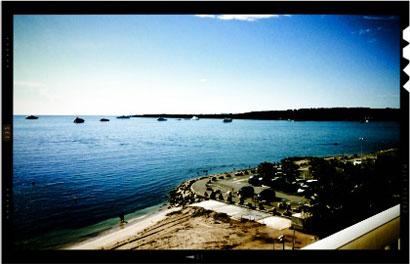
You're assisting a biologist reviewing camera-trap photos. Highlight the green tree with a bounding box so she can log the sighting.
[281,158,299,183]
[238,186,255,198]
[257,162,276,184]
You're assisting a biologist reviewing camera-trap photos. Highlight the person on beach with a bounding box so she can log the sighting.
[119,213,127,224]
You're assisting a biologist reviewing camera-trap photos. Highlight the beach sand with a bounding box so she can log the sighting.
[65,207,182,250]
[66,206,316,250]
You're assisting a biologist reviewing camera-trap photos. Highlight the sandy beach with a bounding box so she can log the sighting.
[65,207,182,250]
[65,205,316,250]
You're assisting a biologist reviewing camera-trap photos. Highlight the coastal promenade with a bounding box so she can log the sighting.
[190,200,292,230]
[190,174,307,205]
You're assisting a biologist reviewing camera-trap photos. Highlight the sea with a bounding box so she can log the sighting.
[12,116,400,249]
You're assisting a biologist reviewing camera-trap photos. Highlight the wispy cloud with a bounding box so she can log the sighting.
[196,15,217,19]
[351,26,383,44]
[195,14,288,21]
[353,26,383,36]
[359,28,372,35]
[363,16,398,21]
[199,78,208,83]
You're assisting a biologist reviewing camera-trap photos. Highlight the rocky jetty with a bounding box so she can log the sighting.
[25,115,39,120]
[169,178,207,207]
[73,117,85,123]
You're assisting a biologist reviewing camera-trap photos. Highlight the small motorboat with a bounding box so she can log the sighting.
[25,115,39,120]
[100,118,110,122]
[223,118,232,123]
[191,116,199,120]
[157,117,167,121]
[73,117,85,123]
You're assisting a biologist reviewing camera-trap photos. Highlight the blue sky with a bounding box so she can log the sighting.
[13,15,401,115]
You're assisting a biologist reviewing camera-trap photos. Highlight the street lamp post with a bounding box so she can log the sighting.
[278,234,285,250]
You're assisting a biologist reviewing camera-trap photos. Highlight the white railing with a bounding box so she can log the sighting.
[303,204,400,249]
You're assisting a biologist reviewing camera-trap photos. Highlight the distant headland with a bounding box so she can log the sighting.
[132,107,400,122]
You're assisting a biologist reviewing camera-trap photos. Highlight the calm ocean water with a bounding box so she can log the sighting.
[13,116,400,249]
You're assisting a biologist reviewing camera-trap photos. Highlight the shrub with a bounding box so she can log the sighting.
[192,207,210,217]
[238,186,255,198]
[213,212,230,221]
[257,188,276,203]
[257,162,276,178]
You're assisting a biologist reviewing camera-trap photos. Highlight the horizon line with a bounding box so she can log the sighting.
[14,106,400,116]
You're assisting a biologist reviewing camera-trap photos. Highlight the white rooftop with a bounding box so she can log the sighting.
[190,200,291,230]
[257,216,292,230]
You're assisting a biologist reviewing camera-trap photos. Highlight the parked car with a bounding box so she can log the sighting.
[248,175,262,186]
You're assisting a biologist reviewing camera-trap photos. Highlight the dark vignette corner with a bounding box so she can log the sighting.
[399,4,410,262]
[2,1,14,263]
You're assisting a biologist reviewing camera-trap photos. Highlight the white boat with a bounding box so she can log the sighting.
[191,116,199,120]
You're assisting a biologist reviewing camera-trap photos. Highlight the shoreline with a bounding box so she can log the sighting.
[58,202,168,249]
[65,204,317,250]
[63,148,397,250]
[64,205,181,250]
[16,107,401,122]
